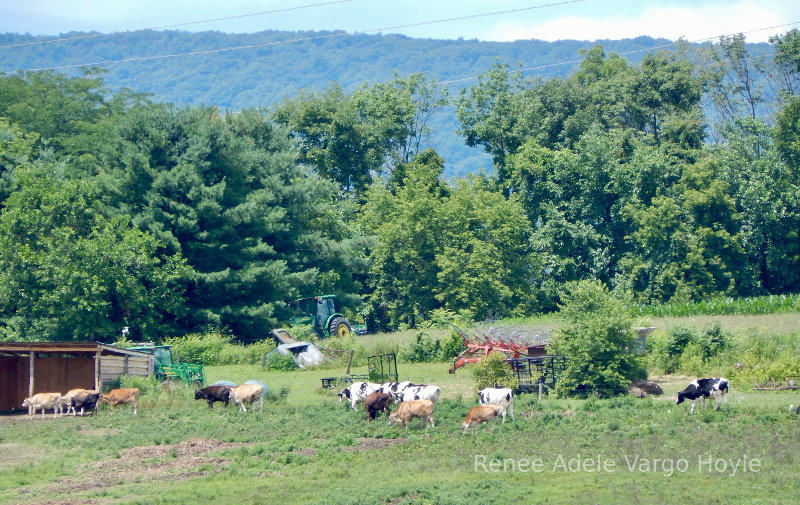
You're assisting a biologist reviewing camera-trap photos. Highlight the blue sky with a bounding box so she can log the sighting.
[1,0,798,43]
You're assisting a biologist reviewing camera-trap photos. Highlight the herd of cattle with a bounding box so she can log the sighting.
[19,376,733,432]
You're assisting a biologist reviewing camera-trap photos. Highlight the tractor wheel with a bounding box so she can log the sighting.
[329,316,352,338]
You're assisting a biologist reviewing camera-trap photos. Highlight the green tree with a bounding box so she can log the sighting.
[96,104,367,340]
[549,280,644,397]
[358,150,447,328]
[0,165,188,341]
[435,175,536,319]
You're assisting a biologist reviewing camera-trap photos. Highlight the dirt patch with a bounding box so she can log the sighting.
[0,442,50,466]
[34,438,247,495]
[343,437,408,452]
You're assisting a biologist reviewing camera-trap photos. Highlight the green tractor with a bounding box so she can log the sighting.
[287,295,365,338]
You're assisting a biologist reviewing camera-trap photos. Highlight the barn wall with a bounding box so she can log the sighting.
[100,355,153,389]
[34,355,95,394]
[0,356,28,411]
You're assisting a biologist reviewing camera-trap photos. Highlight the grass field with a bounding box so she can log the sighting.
[1,314,799,504]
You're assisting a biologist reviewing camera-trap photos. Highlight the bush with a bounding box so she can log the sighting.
[264,353,298,372]
[163,331,275,365]
[471,351,519,391]
[550,280,645,397]
[400,332,442,363]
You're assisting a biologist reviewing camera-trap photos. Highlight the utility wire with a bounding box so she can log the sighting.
[441,21,800,85]
[8,0,594,72]
[0,0,357,50]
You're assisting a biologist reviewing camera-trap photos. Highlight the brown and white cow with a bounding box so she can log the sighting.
[388,400,434,429]
[100,388,139,415]
[364,392,392,421]
[22,393,62,419]
[461,404,503,433]
[230,383,264,413]
[478,386,514,423]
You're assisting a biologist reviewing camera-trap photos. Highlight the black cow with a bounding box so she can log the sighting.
[194,385,232,409]
[71,390,101,416]
[676,378,729,413]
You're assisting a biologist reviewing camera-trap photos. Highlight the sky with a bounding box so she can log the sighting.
[1,0,798,44]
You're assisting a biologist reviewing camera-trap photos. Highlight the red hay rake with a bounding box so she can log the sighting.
[447,324,530,373]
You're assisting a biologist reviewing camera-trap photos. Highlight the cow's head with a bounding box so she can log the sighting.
[194,390,204,400]
[21,398,31,408]
[338,388,351,401]
[675,392,686,405]
[388,412,402,426]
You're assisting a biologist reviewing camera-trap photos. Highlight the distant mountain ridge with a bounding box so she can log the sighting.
[0,30,765,175]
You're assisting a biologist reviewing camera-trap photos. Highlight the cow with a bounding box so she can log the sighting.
[194,385,232,409]
[21,393,62,419]
[338,381,383,410]
[230,383,264,413]
[478,386,514,423]
[71,390,101,416]
[61,388,89,416]
[676,378,729,413]
[397,384,440,404]
[100,388,139,415]
[364,392,392,421]
[388,400,435,429]
[462,405,503,433]
[376,381,413,402]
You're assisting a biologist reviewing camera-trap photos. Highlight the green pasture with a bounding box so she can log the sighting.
[1,360,798,505]
[2,313,799,505]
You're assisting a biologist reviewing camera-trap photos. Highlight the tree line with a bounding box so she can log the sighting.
[0,31,798,342]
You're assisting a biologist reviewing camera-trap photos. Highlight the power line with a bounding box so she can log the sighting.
[0,0,357,50]
[7,0,595,72]
[441,21,800,85]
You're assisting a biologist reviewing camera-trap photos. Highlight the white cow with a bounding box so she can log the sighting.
[22,393,62,419]
[478,386,514,423]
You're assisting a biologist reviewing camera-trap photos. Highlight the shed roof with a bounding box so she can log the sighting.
[0,342,152,358]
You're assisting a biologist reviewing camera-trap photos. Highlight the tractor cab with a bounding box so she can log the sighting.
[287,295,360,338]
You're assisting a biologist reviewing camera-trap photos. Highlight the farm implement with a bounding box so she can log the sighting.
[447,324,533,373]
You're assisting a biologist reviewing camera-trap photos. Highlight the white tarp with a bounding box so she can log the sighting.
[268,341,326,368]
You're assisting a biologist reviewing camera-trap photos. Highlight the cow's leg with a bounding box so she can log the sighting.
[258,396,263,412]
[132,401,137,415]
[508,402,515,421]
[690,400,697,414]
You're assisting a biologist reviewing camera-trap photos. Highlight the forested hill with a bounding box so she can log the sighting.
[0,30,688,175]
[0,30,676,107]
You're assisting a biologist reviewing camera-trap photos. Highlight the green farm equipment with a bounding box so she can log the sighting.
[287,295,366,338]
[127,344,205,386]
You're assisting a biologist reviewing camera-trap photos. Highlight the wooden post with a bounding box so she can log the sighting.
[538,383,543,403]
[345,349,354,375]
[28,351,35,398]
[94,348,102,391]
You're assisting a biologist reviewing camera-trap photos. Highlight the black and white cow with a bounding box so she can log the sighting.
[478,386,514,423]
[376,381,412,402]
[338,381,383,410]
[676,378,729,413]
[397,384,440,403]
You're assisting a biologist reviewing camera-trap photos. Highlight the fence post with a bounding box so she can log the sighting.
[538,383,543,403]
[346,349,354,375]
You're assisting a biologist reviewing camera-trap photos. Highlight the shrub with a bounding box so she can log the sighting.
[550,280,646,397]
[164,332,229,365]
[264,353,298,372]
[471,351,519,391]
[400,332,442,363]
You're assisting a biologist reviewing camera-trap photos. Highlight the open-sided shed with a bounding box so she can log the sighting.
[0,342,154,412]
